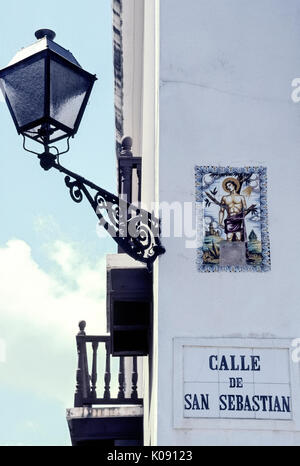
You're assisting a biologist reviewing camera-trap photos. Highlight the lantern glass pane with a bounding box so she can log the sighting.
[50,60,91,130]
[0,58,45,128]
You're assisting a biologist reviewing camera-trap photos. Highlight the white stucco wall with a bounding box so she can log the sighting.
[156,0,300,446]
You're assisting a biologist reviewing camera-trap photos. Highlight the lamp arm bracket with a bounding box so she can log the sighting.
[52,161,165,267]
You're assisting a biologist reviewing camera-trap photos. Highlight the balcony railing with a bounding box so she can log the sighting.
[74,321,143,407]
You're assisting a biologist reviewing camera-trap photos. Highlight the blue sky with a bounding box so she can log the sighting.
[0,0,116,445]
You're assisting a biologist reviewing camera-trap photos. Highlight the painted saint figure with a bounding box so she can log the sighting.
[219,177,247,242]
[200,166,269,271]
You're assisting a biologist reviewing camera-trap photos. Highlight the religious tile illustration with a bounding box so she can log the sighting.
[195,166,271,272]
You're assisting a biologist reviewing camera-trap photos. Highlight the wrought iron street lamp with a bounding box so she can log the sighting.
[0,30,165,267]
[0,29,96,155]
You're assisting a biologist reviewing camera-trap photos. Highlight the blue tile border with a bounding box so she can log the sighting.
[195,166,271,272]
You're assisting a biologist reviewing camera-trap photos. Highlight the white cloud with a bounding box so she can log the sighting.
[0,338,6,363]
[0,238,108,405]
[0,238,106,334]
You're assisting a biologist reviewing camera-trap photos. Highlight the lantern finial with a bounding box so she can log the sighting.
[35,29,56,41]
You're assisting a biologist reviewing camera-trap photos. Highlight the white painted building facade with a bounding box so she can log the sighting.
[115,0,300,446]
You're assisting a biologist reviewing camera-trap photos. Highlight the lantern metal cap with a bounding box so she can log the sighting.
[6,30,81,68]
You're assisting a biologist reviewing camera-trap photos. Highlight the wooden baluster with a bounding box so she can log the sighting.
[136,163,142,204]
[74,320,86,407]
[118,356,125,400]
[81,324,91,401]
[104,340,111,400]
[91,341,99,400]
[119,136,133,204]
[131,356,138,401]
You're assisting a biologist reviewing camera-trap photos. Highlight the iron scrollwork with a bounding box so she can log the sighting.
[65,176,84,203]
[52,161,165,267]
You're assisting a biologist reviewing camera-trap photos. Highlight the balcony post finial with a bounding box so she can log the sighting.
[78,320,86,336]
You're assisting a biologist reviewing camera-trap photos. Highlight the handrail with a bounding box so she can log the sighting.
[74,321,143,407]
